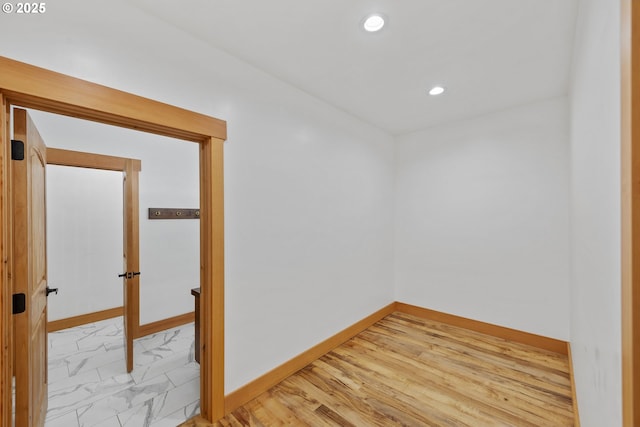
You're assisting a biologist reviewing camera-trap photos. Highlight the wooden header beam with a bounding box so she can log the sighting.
[47,148,141,172]
[0,56,227,143]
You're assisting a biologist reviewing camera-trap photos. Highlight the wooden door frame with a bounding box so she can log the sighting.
[0,56,227,423]
[621,0,640,424]
[46,148,142,373]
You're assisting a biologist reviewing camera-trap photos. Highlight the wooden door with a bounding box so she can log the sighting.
[12,108,48,427]
[46,149,141,373]
[123,160,140,372]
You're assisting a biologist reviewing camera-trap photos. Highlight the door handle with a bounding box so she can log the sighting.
[118,272,141,279]
[46,287,58,297]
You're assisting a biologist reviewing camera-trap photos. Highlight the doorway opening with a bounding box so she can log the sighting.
[30,110,202,426]
[0,56,226,426]
[46,165,124,329]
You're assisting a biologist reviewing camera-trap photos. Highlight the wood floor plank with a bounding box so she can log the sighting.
[231,406,266,427]
[356,327,572,409]
[385,314,570,375]
[301,361,452,427]
[269,378,336,426]
[380,314,571,378]
[329,343,542,427]
[292,365,390,426]
[368,316,573,421]
[246,392,306,427]
[367,319,571,393]
[184,312,574,427]
[340,335,571,426]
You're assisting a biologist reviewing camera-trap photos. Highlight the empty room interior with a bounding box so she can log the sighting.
[0,0,635,426]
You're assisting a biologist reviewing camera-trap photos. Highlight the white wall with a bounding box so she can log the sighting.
[395,97,571,340]
[569,0,622,424]
[46,166,124,321]
[0,0,395,392]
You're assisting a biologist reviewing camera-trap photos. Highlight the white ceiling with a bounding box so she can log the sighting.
[132,0,578,135]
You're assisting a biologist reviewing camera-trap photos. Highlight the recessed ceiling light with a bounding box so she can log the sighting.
[428,86,446,96]
[363,14,385,32]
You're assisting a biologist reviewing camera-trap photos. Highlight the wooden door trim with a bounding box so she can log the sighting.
[123,158,140,372]
[48,307,124,333]
[621,0,640,424]
[0,57,226,143]
[0,56,226,422]
[136,311,195,339]
[0,95,11,427]
[46,148,142,372]
[47,147,141,172]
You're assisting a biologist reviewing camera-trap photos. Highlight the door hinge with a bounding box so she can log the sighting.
[11,140,24,161]
[12,293,25,314]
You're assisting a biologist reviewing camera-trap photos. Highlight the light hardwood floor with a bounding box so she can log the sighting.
[183,312,574,426]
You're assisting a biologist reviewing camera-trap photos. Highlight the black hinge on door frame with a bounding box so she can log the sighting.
[12,293,25,314]
[11,139,24,161]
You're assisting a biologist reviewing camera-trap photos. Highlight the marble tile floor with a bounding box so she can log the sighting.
[44,317,200,427]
